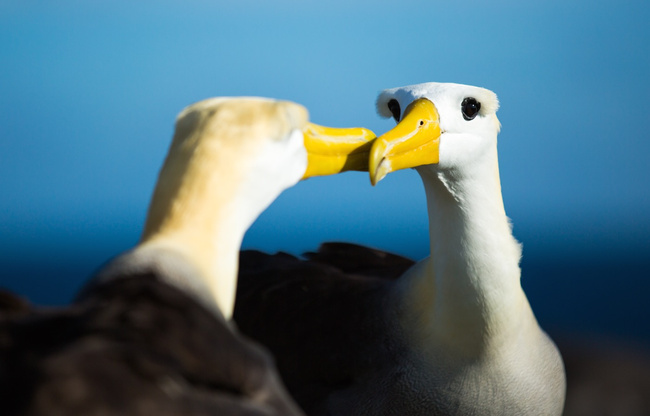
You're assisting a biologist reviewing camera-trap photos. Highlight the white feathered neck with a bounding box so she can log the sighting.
[138,98,308,318]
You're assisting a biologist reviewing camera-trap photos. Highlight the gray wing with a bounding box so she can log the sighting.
[234,242,415,415]
[0,273,303,416]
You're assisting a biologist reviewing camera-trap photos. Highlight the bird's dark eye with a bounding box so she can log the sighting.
[461,97,481,121]
[387,99,401,122]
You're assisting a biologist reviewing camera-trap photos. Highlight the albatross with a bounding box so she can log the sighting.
[235,82,567,415]
[0,97,374,416]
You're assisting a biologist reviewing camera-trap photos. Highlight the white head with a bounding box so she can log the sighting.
[372,82,501,182]
[141,97,312,241]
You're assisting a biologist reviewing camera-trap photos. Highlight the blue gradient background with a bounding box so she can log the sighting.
[1,1,649,346]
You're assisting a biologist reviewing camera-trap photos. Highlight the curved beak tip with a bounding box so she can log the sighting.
[370,158,389,186]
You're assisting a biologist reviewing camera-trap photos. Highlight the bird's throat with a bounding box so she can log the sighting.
[400,152,526,355]
[138,154,249,319]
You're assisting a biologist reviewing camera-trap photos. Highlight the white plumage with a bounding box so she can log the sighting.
[371,82,566,415]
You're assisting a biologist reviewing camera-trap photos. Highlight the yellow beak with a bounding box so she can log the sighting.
[302,123,376,179]
[369,98,441,185]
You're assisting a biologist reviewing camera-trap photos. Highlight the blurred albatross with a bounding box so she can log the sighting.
[117,97,375,319]
[235,83,566,415]
[0,97,374,416]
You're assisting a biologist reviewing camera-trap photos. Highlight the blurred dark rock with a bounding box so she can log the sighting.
[557,336,650,416]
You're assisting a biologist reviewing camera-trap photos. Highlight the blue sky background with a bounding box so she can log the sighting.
[1,1,649,345]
